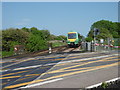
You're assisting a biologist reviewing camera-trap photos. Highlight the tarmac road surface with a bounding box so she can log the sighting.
[1,50,119,89]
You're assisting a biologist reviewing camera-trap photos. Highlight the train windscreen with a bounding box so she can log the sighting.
[68,33,76,39]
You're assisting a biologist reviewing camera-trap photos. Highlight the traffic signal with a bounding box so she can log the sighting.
[96,29,100,35]
[94,28,100,36]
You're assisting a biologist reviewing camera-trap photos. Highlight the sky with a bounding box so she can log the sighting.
[2,2,118,37]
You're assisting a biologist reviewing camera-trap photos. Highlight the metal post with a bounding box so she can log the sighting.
[94,28,96,52]
[108,38,111,53]
[91,40,94,52]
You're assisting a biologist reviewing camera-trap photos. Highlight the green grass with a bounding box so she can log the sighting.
[2,51,14,58]
[52,42,67,47]
[101,82,108,89]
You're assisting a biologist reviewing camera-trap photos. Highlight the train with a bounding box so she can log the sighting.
[67,31,82,47]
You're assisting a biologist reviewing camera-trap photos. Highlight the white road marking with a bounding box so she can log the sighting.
[58,54,118,64]
[43,63,56,66]
[0,69,10,72]
[86,77,120,89]
[13,65,42,70]
[21,78,63,88]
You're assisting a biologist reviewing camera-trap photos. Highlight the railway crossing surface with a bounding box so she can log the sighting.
[0,50,119,89]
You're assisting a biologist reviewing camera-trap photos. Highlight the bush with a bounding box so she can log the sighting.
[26,34,47,52]
[101,82,108,89]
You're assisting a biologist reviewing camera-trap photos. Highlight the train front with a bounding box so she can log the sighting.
[67,32,79,47]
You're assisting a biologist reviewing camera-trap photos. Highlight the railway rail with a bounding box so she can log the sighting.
[2,45,69,60]
[1,46,82,68]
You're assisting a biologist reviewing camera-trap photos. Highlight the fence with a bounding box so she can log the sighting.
[81,39,119,52]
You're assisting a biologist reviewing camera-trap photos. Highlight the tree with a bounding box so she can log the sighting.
[49,34,57,40]
[2,28,29,51]
[87,20,120,39]
[85,37,93,42]
[55,35,67,40]
[40,30,50,40]
[26,34,47,52]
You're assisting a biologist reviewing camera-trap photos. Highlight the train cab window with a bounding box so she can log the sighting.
[68,33,76,39]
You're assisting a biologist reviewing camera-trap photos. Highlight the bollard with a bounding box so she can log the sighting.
[48,42,52,54]
[49,47,52,54]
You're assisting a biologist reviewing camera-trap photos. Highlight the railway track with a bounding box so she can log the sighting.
[1,46,82,66]
[2,45,68,59]
[1,46,82,71]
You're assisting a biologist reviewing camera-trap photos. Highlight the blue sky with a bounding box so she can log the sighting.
[2,2,118,37]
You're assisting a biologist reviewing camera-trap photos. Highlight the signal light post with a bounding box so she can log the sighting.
[93,28,100,51]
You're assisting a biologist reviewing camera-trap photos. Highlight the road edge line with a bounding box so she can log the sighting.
[21,78,63,88]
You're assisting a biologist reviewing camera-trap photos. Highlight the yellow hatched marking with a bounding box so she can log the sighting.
[1,74,40,79]
[104,58,119,61]
[2,56,118,79]
[1,82,7,86]
[17,76,33,81]
[4,62,120,89]
[25,74,40,76]
[56,56,118,66]
[1,76,21,79]
[42,57,119,75]
[2,58,119,80]
[43,66,97,75]
[1,70,30,77]
[56,57,118,70]
[17,75,40,81]
[45,59,119,74]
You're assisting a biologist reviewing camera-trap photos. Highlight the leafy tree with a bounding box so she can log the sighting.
[85,37,93,42]
[26,34,47,52]
[2,26,67,57]
[87,20,120,39]
[2,28,29,51]
[96,28,112,39]
[40,30,50,40]
[55,35,67,40]
[49,34,57,40]
[21,27,30,32]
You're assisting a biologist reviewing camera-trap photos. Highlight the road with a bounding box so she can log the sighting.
[0,50,119,89]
